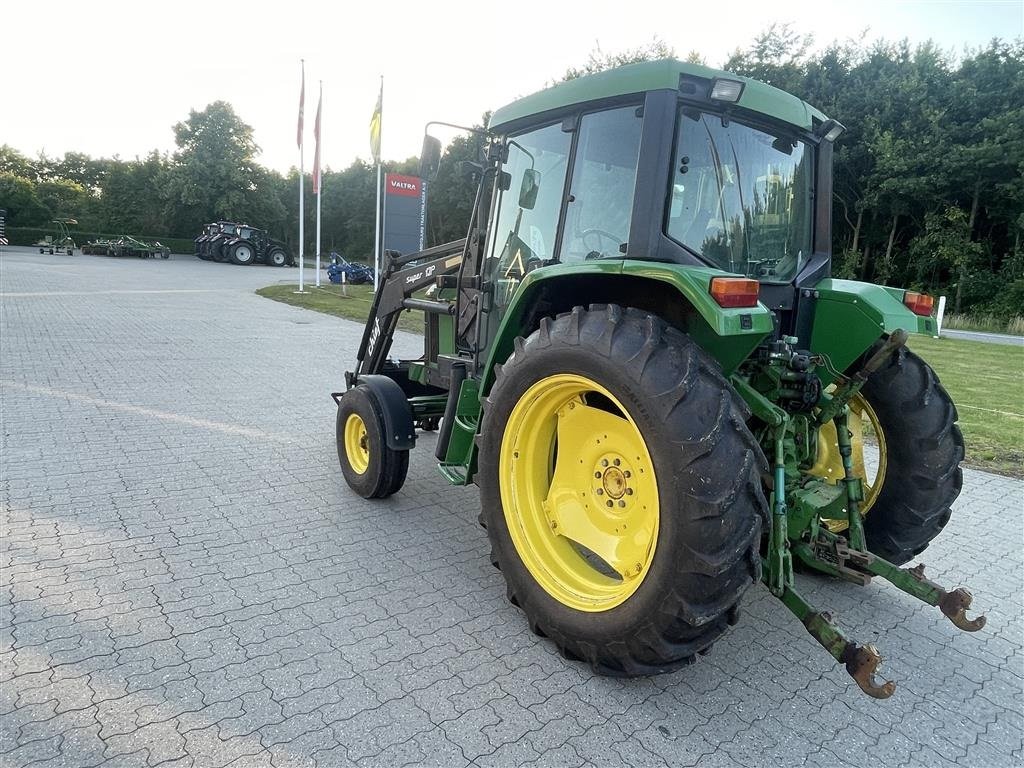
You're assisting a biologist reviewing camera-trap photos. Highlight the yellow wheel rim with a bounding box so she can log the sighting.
[344,413,370,475]
[808,393,887,533]
[499,374,659,612]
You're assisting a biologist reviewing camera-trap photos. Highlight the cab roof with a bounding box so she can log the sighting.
[488,59,827,134]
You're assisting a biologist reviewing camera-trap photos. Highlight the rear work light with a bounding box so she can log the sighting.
[709,78,744,103]
[710,277,760,308]
[904,291,935,316]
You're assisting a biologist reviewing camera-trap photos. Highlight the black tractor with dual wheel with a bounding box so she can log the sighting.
[331,60,983,699]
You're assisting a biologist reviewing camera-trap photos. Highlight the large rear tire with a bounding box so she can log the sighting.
[336,386,410,499]
[479,305,767,676]
[856,343,964,564]
[229,242,256,266]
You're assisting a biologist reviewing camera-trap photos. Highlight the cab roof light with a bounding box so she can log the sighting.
[710,277,760,308]
[710,78,744,103]
[904,291,935,317]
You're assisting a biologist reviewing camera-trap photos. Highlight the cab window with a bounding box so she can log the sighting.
[559,106,643,262]
[486,122,571,302]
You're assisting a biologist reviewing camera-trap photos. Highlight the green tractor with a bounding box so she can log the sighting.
[333,60,983,699]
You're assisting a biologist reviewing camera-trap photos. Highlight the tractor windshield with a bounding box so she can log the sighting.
[665,109,814,283]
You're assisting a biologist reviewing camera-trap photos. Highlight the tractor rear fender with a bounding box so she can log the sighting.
[808,278,936,385]
[335,375,416,450]
[480,261,775,397]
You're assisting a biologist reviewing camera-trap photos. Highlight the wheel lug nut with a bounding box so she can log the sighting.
[624,470,631,478]
[595,471,601,478]
[626,488,633,495]
[606,500,614,508]
[618,500,626,508]
[596,488,603,495]
[601,459,608,467]
[613,458,621,466]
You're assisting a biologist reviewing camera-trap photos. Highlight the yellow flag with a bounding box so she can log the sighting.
[369,79,382,164]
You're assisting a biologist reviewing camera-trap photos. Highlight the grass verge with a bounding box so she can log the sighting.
[255,283,424,334]
[906,334,1023,478]
[257,283,1023,477]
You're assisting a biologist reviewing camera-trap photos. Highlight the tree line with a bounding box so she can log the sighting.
[723,27,1022,317]
[1,28,1020,318]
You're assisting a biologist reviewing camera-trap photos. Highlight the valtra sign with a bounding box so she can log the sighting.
[386,175,421,197]
[383,174,426,255]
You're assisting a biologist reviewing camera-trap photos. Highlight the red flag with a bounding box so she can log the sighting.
[296,61,305,149]
[312,83,323,194]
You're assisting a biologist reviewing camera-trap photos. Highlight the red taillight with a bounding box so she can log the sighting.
[904,291,934,316]
[710,277,760,308]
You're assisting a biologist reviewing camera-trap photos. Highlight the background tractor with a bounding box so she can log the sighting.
[220,224,292,267]
[332,60,983,699]
[194,223,221,259]
[197,221,242,262]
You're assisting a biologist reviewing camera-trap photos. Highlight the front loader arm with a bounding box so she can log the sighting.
[350,239,466,382]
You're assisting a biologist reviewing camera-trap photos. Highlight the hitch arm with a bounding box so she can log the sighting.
[794,532,987,633]
[771,571,896,699]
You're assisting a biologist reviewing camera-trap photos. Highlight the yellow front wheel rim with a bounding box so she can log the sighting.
[499,374,659,612]
[809,393,887,532]
[344,413,370,475]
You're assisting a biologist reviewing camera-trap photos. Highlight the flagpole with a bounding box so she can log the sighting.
[374,163,381,293]
[315,80,322,288]
[373,75,382,294]
[298,60,306,293]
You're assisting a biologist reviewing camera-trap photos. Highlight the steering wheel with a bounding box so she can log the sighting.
[580,228,623,256]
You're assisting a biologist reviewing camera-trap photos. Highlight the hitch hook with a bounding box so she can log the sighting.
[843,643,896,699]
[938,587,987,632]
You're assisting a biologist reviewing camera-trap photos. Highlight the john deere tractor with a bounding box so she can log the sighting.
[333,60,983,699]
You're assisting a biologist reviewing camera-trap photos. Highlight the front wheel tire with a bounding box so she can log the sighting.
[479,305,767,676]
[336,386,409,499]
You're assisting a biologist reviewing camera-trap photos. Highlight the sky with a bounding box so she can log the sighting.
[3,0,1021,175]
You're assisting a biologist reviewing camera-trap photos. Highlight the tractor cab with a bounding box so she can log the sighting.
[472,62,843,352]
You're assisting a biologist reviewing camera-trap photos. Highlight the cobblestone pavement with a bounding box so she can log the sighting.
[2,248,1022,767]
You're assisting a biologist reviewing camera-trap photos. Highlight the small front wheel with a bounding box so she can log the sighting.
[336,386,409,499]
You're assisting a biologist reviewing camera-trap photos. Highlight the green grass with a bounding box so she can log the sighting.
[906,334,1024,477]
[257,282,1024,477]
[255,283,425,334]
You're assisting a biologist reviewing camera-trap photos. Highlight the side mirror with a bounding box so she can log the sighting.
[518,169,540,210]
[419,135,442,181]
